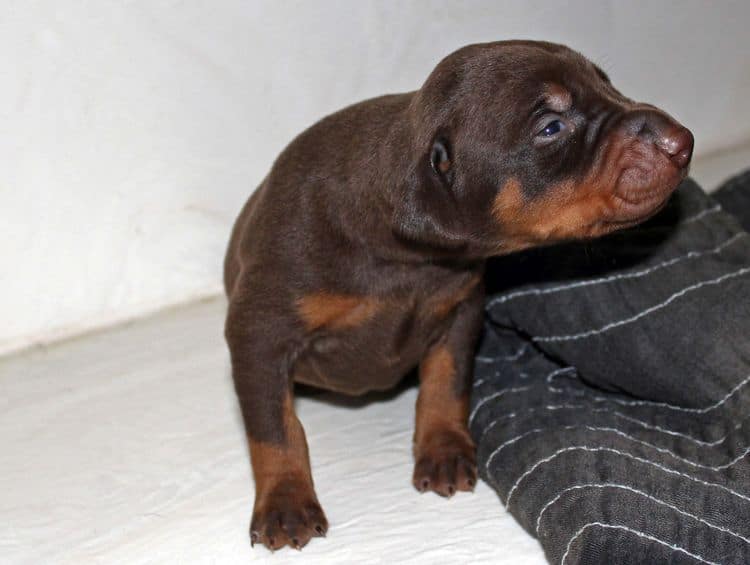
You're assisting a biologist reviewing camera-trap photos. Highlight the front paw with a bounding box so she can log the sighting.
[413,428,477,497]
[250,478,328,550]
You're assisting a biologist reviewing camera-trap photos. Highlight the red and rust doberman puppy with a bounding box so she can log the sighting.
[224,40,693,550]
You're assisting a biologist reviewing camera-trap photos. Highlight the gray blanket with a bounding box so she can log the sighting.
[471,172,750,564]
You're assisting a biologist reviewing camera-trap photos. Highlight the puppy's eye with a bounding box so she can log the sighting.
[533,116,570,146]
[538,119,566,138]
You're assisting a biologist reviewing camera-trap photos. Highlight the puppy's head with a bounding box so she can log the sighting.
[394,40,693,256]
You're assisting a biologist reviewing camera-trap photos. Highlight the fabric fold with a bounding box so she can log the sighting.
[472,174,750,564]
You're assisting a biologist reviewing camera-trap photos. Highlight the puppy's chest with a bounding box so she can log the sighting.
[293,274,479,394]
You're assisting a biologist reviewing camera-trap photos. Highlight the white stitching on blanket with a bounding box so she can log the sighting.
[560,522,720,565]
[473,374,749,438]
[544,365,750,415]
[486,425,750,473]
[501,343,529,361]
[476,403,739,446]
[473,367,575,419]
[475,356,496,363]
[585,375,750,413]
[608,411,739,444]
[503,446,750,508]
[487,230,744,308]
[533,267,750,342]
[467,386,531,426]
[546,366,578,392]
[472,372,749,428]
[476,343,529,364]
[537,483,750,544]
[683,204,723,224]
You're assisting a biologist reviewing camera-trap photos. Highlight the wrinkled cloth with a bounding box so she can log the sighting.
[471,173,750,564]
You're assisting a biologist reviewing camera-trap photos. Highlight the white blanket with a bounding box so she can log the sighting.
[0,299,543,564]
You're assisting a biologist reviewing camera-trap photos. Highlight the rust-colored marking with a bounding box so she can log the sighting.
[489,132,649,252]
[545,83,573,112]
[430,274,481,319]
[491,148,625,252]
[414,344,469,446]
[248,390,327,549]
[412,342,477,496]
[297,292,381,331]
[248,391,313,495]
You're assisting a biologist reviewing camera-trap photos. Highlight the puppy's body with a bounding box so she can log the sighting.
[225,93,483,397]
[224,40,693,550]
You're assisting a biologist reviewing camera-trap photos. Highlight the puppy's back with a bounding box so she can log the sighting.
[224,92,413,298]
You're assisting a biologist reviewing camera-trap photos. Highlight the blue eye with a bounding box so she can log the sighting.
[539,119,565,137]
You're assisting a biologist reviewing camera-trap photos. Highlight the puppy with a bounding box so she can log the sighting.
[223,40,693,550]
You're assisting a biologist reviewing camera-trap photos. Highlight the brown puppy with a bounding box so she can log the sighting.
[224,40,693,550]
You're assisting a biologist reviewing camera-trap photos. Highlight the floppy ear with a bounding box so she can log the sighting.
[391,137,468,251]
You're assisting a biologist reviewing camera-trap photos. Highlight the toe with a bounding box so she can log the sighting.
[305,503,329,537]
[431,457,456,497]
[263,513,287,551]
[457,455,478,492]
[280,513,312,550]
[412,457,437,493]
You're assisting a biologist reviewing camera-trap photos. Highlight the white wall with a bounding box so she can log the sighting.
[2,0,749,354]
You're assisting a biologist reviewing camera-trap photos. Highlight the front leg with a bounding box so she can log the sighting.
[225,299,327,551]
[413,285,484,497]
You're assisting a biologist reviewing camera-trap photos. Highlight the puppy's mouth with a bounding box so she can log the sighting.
[601,119,693,226]
[598,199,670,235]
[607,155,689,226]
[610,185,674,225]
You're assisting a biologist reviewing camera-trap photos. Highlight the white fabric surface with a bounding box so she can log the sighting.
[0,299,545,564]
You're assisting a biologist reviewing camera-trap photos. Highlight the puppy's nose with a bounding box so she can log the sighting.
[624,108,694,170]
[655,127,694,169]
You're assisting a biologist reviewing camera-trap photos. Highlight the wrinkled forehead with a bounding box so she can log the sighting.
[414,42,617,145]
[480,48,605,108]
[451,46,617,137]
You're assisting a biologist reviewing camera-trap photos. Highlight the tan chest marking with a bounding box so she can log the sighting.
[296,292,381,331]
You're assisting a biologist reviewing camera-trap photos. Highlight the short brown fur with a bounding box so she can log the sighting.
[224,40,692,551]
[413,343,475,497]
[297,292,381,331]
[429,274,482,319]
[248,392,327,550]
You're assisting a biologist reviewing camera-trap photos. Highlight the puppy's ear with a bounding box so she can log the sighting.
[430,138,454,184]
[391,137,467,251]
